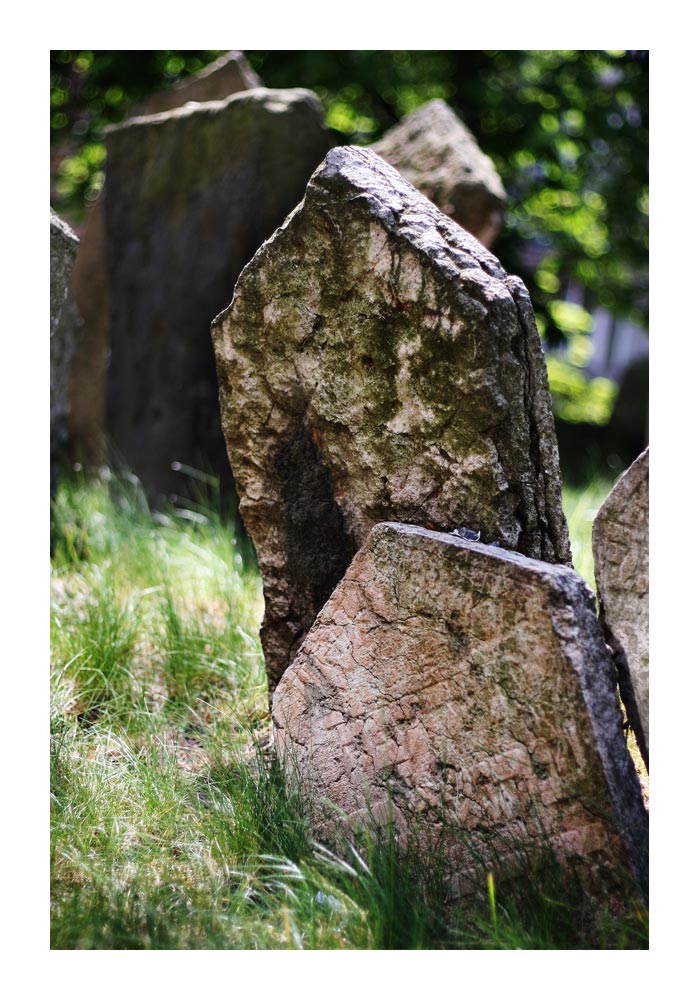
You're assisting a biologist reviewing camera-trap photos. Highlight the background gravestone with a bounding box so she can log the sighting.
[372,99,506,249]
[64,51,263,468]
[50,209,79,495]
[105,88,330,497]
[143,51,261,115]
[273,522,649,897]
[212,146,570,692]
[63,199,109,463]
[593,447,649,767]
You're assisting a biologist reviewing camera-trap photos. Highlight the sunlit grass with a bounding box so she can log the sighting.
[562,474,615,589]
[50,468,645,950]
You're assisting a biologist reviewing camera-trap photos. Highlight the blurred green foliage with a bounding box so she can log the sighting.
[546,356,617,425]
[51,51,224,208]
[50,49,647,428]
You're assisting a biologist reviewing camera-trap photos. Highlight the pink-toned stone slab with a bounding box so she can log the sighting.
[273,522,648,895]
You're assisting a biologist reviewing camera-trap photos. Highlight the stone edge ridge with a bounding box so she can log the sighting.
[167,50,261,91]
[373,520,566,577]
[105,87,326,134]
[505,274,572,564]
[50,207,79,248]
[314,145,506,276]
[213,144,520,335]
[213,145,519,334]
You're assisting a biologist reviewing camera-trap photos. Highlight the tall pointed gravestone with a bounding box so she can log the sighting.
[104,87,330,497]
[212,147,570,693]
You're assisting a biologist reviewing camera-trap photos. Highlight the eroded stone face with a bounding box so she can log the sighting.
[273,522,648,895]
[593,448,649,767]
[212,146,570,691]
[50,209,79,494]
[104,88,330,496]
[372,99,506,248]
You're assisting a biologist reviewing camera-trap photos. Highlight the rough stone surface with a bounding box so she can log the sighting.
[593,448,649,767]
[212,146,570,692]
[143,51,261,115]
[372,100,506,248]
[105,88,330,496]
[50,209,79,493]
[273,522,648,895]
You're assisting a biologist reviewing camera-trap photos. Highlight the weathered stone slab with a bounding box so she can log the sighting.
[50,209,79,493]
[273,522,648,895]
[372,99,506,248]
[593,448,649,767]
[143,51,261,115]
[212,146,570,692]
[64,55,262,467]
[105,88,330,496]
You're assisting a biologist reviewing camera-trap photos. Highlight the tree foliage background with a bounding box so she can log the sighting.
[50,50,648,454]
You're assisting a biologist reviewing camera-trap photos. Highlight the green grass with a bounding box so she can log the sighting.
[50,468,646,950]
[562,474,615,588]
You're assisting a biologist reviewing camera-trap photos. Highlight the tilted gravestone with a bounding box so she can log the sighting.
[212,146,570,693]
[50,208,79,494]
[593,447,649,768]
[104,88,330,497]
[65,52,262,467]
[143,51,261,115]
[273,522,649,896]
[372,99,506,249]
